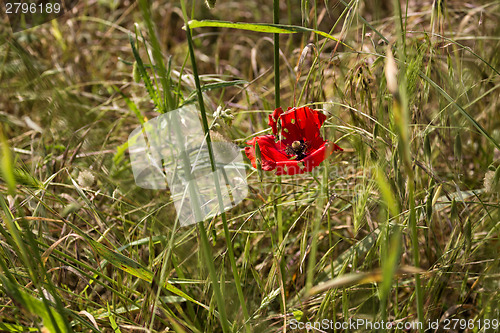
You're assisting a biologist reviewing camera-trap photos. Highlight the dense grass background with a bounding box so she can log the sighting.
[1,0,500,332]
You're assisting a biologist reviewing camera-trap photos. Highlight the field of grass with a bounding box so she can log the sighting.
[1,0,500,332]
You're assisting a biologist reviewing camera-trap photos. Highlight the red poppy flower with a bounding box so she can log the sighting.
[245,106,342,175]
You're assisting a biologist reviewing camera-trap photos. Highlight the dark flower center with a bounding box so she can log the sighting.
[291,140,302,150]
[285,140,309,160]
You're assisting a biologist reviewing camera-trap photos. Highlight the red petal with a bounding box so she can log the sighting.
[245,135,289,171]
[274,142,325,175]
[274,160,302,175]
[278,107,327,148]
[274,141,342,175]
[268,107,284,136]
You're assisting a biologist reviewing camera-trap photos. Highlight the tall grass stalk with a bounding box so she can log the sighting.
[180,2,251,332]
[272,0,283,246]
[388,0,425,325]
[137,0,174,112]
[273,0,280,111]
[135,1,232,331]
[273,1,289,326]
[305,171,327,294]
[132,4,213,327]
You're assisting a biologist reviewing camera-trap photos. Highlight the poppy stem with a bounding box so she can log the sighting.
[273,0,280,109]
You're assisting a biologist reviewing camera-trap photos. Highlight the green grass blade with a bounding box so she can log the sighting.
[113,86,145,125]
[188,20,352,49]
[0,323,39,332]
[0,275,69,333]
[129,34,163,112]
[91,239,211,312]
[48,215,211,313]
[0,126,16,194]
[137,0,175,111]
[107,303,122,333]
